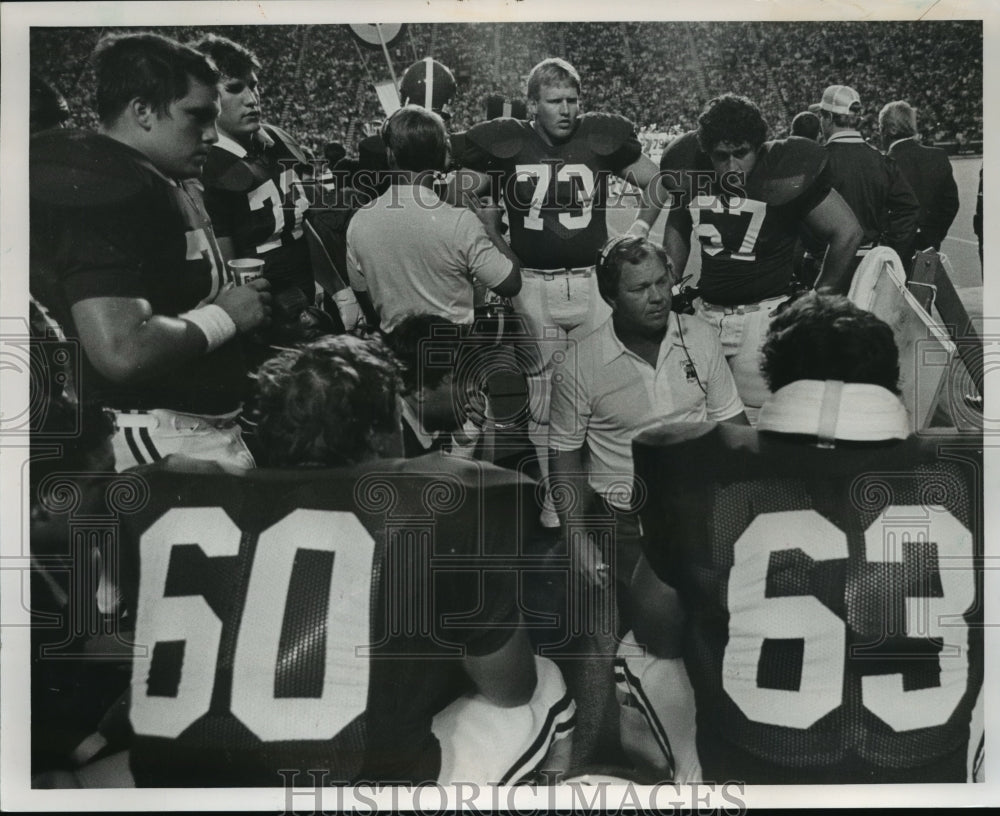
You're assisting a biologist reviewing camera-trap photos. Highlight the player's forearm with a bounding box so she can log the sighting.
[549,448,595,528]
[662,219,691,278]
[631,203,661,237]
[482,222,522,273]
[79,313,219,383]
[814,225,864,294]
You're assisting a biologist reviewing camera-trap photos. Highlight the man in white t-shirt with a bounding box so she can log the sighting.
[347,106,521,332]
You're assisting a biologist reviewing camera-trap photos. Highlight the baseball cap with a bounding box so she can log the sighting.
[809,85,862,115]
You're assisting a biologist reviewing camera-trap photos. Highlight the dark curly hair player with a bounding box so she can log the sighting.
[625,291,983,784]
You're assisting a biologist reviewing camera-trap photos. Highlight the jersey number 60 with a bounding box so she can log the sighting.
[130,507,373,742]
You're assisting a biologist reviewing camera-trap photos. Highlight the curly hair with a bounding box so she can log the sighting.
[596,235,674,302]
[761,292,900,394]
[253,335,403,467]
[696,93,769,154]
[385,313,465,394]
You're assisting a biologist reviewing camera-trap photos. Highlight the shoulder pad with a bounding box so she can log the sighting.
[657,131,707,195]
[754,137,829,207]
[466,118,528,160]
[578,112,635,156]
[30,129,147,207]
[203,149,259,193]
[658,131,703,173]
[262,123,311,164]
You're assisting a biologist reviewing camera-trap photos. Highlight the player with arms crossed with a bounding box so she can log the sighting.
[452,57,662,526]
[635,94,864,421]
[58,334,574,787]
[622,293,983,783]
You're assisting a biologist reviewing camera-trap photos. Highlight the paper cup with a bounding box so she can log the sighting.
[228,258,265,286]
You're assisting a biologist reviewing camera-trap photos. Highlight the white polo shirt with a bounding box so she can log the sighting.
[346,184,513,332]
[549,314,744,507]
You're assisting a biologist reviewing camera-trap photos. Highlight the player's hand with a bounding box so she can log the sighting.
[573,534,611,591]
[626,220,652,239]
[215,278,272,333]
[460,386,489,431]
[465,193,505,233]
[333,288,362,331]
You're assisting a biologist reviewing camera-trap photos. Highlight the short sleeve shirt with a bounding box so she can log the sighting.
[548,314,743,506]
[346,184,512,332]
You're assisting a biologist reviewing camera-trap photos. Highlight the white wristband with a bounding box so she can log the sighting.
[180,304,237,353]
[627,220,651,239]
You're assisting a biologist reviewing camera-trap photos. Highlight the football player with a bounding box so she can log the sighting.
[191,34,346,339]
[451,57,661,528]
[57,334,575,787]
[386,314,491,459]
[191,35,311,296]
[634,93,864,421]
[624,292,983,783]
[30,32,271,471]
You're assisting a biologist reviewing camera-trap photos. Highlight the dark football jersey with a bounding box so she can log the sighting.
[30,129,247,415]
[633,422,983,783]
[660,133,831,304]
[202,124,313,297]
[460,114,642,269]
[114,453,531,786]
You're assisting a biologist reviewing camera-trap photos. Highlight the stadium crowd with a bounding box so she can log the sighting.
[31,20,982,155]
[25,20,983,794]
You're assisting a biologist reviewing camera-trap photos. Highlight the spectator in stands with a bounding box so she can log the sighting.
[879,100,961,254]
[346,105,520,332]
[386,314,490,459]
[807,85,919,280]
[30,32,271,471]
[790,110,821,141]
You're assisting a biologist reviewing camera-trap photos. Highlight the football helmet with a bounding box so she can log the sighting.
[399,57,456,117]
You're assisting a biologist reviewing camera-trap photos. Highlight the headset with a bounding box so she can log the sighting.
[597,236,707,395]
